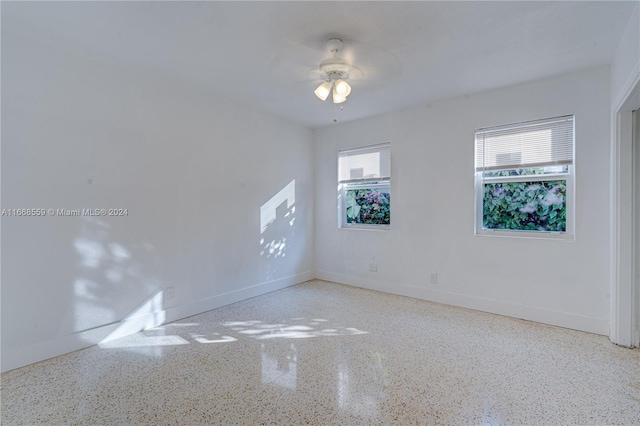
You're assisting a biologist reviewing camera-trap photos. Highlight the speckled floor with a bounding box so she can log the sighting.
[2,280,639,425]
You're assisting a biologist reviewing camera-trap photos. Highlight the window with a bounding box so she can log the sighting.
[474,115,574,238]
[338,143,390,228]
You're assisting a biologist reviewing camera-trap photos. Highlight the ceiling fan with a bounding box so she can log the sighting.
[311,38,363,104]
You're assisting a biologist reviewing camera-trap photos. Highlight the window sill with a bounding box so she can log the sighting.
[339,224,390,232]
[475,229,574,241]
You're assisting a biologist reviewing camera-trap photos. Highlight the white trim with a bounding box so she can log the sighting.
[634,108,640,346]
[482,172,569,184]
[610,67,640,348]
[476,114,575,134]
[338,142,390,155]
[339,181,391,230]
[316,270,608,335]
[612,58,640,112]
[1,271,314,373]
[474,229,574,241]
[474,169,574,240]
[337,142,391,229]
[339,177,390,184]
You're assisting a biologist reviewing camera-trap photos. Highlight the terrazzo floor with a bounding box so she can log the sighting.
[2,280,639,425]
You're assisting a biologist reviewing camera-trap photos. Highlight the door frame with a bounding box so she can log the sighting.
[610,70,640,348]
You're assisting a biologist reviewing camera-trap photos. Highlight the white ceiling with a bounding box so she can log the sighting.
[3,1,636,129]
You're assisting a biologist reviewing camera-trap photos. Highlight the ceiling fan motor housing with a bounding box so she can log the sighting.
[319,57,350,80]
[319,38,350,81]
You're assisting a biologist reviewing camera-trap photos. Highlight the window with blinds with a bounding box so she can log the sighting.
[339,143,390,183]
[338,143,390,228]
[475,115,574,172]
[474,115,574,238]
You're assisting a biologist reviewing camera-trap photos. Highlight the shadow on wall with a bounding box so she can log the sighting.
[259,180,296,281]
[72,216,162,343]
[70,179,299,352]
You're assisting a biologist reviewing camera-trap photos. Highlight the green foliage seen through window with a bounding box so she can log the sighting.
[482,180,566,232]
[346,188,390,225]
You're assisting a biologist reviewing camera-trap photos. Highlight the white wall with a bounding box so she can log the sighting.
[611,1,639,107]
[315,67,611,335]
[1,34,315,372]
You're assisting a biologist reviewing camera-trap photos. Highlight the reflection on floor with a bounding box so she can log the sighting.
[2,280,639,424]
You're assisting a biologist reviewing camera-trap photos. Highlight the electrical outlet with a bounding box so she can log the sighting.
[430,273,438,284]
[369,264,378,272]
[165,286,175,300]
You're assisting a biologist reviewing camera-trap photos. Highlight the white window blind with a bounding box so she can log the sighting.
[338,143,390,183]
[475,115,574,172]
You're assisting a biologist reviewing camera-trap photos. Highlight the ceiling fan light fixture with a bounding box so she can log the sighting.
[314,81,333,101]
[332,85,347,104]
[334,79,351,97]
[313,39,354,106]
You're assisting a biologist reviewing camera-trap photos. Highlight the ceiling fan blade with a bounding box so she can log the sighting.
[307,69,324,81]
[348,66,364,80]
[340,38,401,81]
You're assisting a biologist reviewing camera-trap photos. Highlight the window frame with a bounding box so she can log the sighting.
[474,116,575,240]
[337,143,391,230]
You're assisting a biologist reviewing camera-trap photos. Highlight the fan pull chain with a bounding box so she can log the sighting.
[333,102,345,123]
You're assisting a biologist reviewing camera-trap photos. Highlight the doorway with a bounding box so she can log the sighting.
[634,108,640,345]
[611,76,640,348]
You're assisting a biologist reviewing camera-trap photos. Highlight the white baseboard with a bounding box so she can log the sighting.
[163,270,314,326]
[1,271,313,373]
[316,270,609,336]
